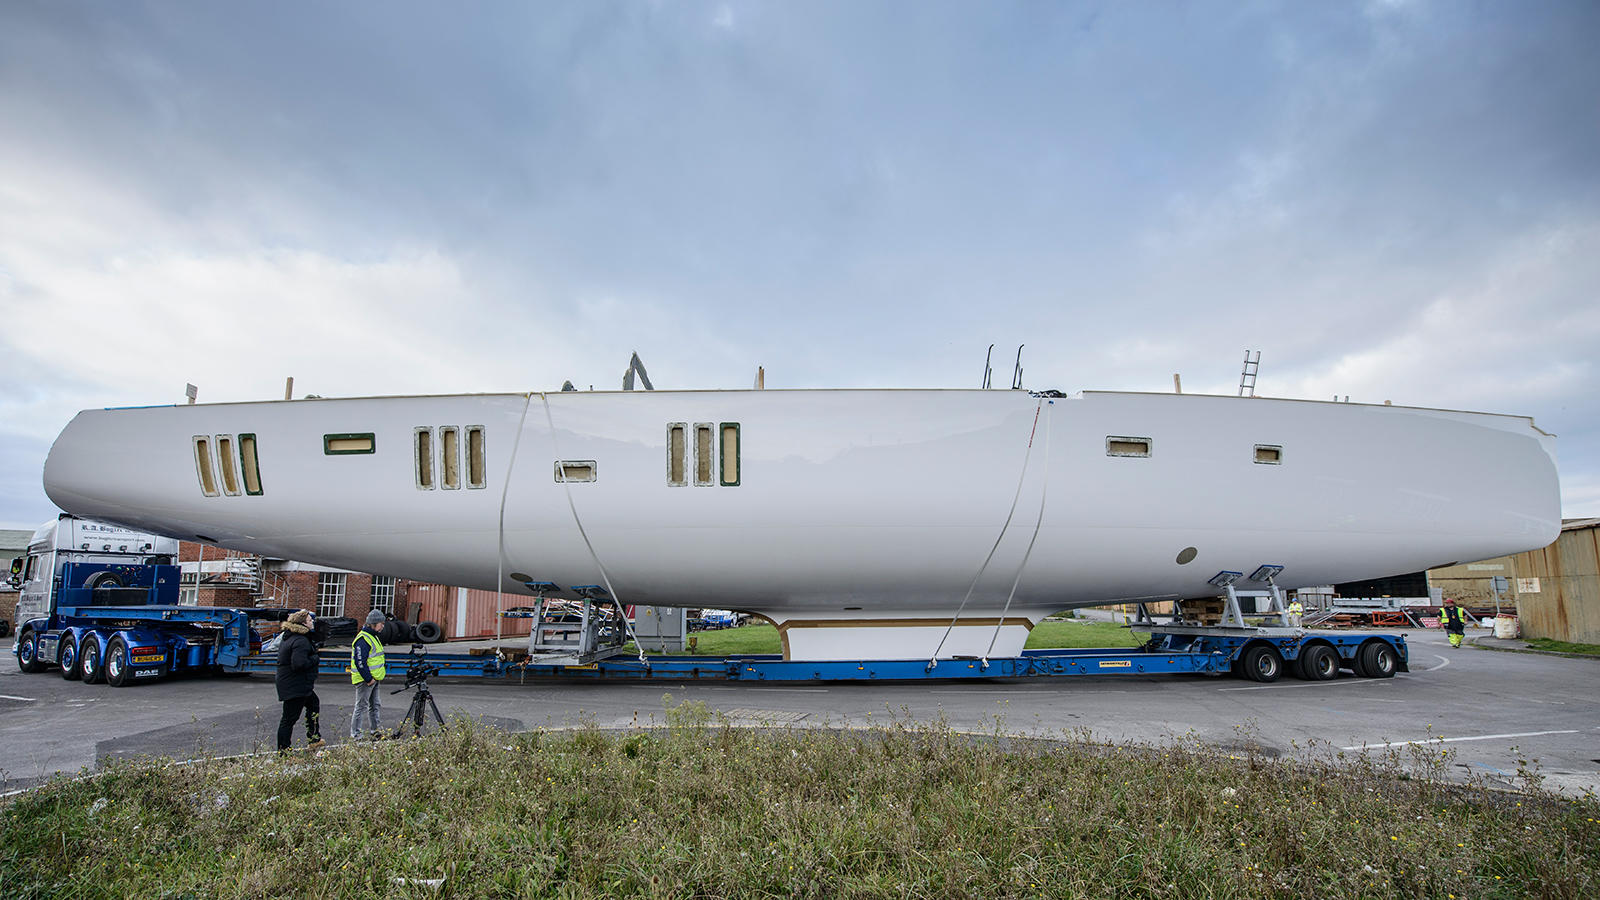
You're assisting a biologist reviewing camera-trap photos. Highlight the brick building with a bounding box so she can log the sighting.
[177,540,532,640]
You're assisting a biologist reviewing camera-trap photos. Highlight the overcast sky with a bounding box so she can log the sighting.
[2,1,1597,529]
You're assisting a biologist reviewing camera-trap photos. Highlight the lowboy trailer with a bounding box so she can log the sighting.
[218,624,1406,684]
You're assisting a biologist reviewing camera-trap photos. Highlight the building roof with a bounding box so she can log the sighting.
[0,529,32,555]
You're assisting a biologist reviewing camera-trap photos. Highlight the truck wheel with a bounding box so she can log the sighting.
[105,636,133,688]
[416,621,443,643]
[1297,644,1339,681]
[1358,641,1398,679]
[80,637,106,684]
[59,635,82,681]
[1241,645,1283,683]
[17,629,47,673]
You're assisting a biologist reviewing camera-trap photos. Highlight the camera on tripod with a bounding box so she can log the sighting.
[390,643,446,738]
[396,643,440,691]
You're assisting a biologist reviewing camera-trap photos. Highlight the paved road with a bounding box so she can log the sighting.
[3,629,1596,795]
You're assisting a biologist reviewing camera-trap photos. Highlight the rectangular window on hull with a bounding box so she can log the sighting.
[415,427,434,489]
[324,433,375,455]
[466,426,486,489]
[440,426,460,489]
[667,423,686,486]
[720,423,740,486]
[216,435,241,496]
[316,573,346,619]
[1254,444,1283,465]
[239,433,263,495]
[694,423,714,486]
[1106,436,1152,458]
[554,460,597,482]
[193,436,219,496]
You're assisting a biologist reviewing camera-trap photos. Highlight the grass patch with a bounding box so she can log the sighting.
[1024,619,1143,650]
[634,618,1142,658]
[3,709,1595,899]
[1525,637,1600,656]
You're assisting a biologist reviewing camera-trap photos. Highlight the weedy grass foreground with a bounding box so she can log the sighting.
[1,702,1596,899]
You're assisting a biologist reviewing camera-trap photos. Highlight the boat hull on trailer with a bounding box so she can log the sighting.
[43,389,1560,660]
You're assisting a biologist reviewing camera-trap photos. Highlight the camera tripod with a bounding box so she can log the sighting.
[391,647,446,739]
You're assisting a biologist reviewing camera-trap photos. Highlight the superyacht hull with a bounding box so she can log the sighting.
[42,389,1560,660]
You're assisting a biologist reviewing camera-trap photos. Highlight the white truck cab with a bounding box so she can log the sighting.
[8,514,179,625]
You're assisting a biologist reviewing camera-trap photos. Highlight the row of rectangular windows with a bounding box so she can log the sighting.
[1106,436,1283,464]
[668,423,740,486]
[413,426,488,490]
[193,434,263,497]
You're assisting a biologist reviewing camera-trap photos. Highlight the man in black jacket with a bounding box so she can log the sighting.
[276,609,325,751]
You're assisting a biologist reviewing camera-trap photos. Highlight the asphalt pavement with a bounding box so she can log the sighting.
[2,628,1597,797]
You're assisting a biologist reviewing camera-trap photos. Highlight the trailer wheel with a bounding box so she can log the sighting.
[1297,643,1339,681]
[59,635,82,681]
[1358,641,1398,679]
[105,636,133,687]
[17,629,47,673]
[416,621,443,643]
[1241,645,1284,683]
[80,637,105,684]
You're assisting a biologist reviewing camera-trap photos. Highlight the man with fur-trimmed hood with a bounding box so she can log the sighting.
[275,609,325,751]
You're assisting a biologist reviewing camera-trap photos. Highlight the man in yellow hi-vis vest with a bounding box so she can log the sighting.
[1286,599,1303,628]
[350,609,388,739]
[1440,597,1467,649]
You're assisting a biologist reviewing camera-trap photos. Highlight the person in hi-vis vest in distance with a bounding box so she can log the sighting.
[350,609,388,739]
[1440,597,1467,649]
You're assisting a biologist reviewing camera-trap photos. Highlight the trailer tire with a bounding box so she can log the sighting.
[105,636,133,688]
[416,621,443,644]
[1297,643,1339,681]
[1241,645,1284,683]
[1358,641,1398,679]
[80,637,105,684]
[17,629,47,673]
[59,634,82,681]
[0,619,10,638]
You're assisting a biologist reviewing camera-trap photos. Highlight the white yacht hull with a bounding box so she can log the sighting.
[42,389,1561,660]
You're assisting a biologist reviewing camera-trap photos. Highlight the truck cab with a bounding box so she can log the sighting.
[9,514,179,623]
[10,514,191,684]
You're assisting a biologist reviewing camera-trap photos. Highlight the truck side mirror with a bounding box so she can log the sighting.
[7,557,19,587]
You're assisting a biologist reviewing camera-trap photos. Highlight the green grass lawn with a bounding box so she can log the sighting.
[1525,637,1600,656]
[4,711,1595,899]
[631,617,1142,657]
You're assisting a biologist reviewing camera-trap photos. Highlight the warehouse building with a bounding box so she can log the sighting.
[1425,519,1600,644]
[1504,518,1600,644]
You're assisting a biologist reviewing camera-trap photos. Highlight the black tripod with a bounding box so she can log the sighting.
[391,646,445,738]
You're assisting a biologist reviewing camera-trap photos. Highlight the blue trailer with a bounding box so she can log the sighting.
[220,623,1407,685]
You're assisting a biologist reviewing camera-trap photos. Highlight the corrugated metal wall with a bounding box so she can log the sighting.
[1512,523,1600,644]
[402,583,531,641]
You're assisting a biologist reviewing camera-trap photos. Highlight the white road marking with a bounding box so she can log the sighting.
[0,693,36,702]
[1219,677,1404,692]
[1340,729,1580,751]
[1424,654,1450,671]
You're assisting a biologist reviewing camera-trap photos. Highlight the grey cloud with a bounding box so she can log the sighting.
[1,1,1597,526]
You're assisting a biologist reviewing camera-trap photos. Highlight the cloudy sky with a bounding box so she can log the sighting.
[2,1,1597,529]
